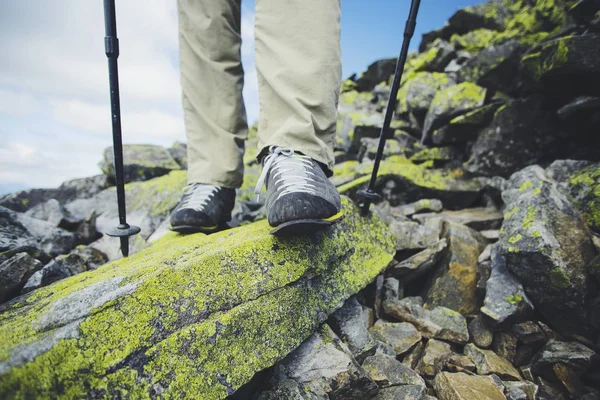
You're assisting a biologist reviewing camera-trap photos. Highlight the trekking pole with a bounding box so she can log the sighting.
[102,0,140,257]
[357,0,422,216]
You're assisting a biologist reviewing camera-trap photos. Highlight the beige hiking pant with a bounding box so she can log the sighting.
[178,0,341,188]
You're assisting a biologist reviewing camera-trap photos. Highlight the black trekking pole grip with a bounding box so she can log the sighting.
[358,0,422,216]
[102,0,140,257]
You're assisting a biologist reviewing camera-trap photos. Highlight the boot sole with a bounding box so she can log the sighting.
[170,215,232,234]
[269,211,344,236]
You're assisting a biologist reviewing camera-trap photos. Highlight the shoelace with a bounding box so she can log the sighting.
[179,183,219,211]
[255,146,317,201]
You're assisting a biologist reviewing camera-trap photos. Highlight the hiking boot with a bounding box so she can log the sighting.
[255,146,343,234]
[170,183,235,233]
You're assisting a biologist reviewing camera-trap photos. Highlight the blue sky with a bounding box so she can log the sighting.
[0,0,478,193]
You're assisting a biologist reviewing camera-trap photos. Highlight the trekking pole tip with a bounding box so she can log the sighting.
[106,223,141,258]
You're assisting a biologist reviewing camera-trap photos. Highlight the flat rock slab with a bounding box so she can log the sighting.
[0,198,394,399]
[434,372,506,400]
[413,208,503,231]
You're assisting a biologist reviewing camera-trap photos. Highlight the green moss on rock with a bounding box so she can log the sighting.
[0,198,393,399]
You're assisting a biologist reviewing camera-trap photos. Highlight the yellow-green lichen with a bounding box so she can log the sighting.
[505,206,520,219]
[509,234,524,244]
[519,181,533,191]
[506,294,523,305]
[521,36,571,81]
[0,198,394,399]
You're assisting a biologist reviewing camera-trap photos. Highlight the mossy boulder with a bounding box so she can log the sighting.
[0,198,394,399]
[422,82,487,145]
[498,165,598,336]
[396,72,456,117]
[521,34,600,96]
[100,144,181,185]
[336,156,483,210]
[432,103,502,146]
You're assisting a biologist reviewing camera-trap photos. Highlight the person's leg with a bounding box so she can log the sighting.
[172,0,246,233]
[178,0,247,188]
[254,0,341,173]
[253,0,343,233]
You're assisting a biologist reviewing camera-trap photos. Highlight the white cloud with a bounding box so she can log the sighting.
[0,1,259,190]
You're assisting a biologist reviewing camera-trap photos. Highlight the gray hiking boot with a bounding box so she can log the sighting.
[170,183,235,233]
[255,146,343,235]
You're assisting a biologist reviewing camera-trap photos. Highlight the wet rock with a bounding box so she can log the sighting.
[469,314,494,348]
[168,141,187,169]
[389,218,443,251]
[422,82,487,145]
[372,385,427,400]
[458,40,527,94]
[330,296,374,356]
[275,324,379,400]
[0,253,43,303]
[0,175,109,213]
[464,343,521,380]
[521,34,600,97]
[383,297,469,344]
[0,206,75,257]
[369,321,422,357]
[355,58,396,92]
[413,207,503,230]
[415,339,453,377]
[389,240,448,283]
[424,222,488,315]
[362,354,425,388]
[396,72,457,116]
[431,103,501,146]
[392,199,443,217]
[531,340,598,380]
[434,372,506,400]
[99,144,181,185]
[481,247,533,326]
[498,166,597,335]
[466,96,566,178]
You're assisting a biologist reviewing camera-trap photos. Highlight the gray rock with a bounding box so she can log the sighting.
[444,50,472,73]
[424,222,488,315]
[478,244,493,263]
[458,40,527,94]
[371,385,426,400]
[257,379,306,400]
[0,175,108,213]
[497,165,597,335]
[383,277,401,303]
[504,381,538,400]
[545,159,595,184]
[464,343,521,380]
[562,162,600,233]
[415,339,453,377]
[531,340,598,380]
[168,141,187,169]
[397,72,456,116]
[275,324,379,400]
[330,296,375,355]
[0,206,75,257]
[389,239,447,283]
[422,82,486,145]
[389,218,443,251]
[392,199,443,217]
[468,314,494,348]
[383,297,469,344]
[412,207,503,230]
[511,321,547,345]
[431,103,501,146]
[492,332,518,364]
[362,354,425,388]
[476,260,491,295]
[521,34,600,97]
[0,253,43,303]
[355,58,396,92]
[433,372,507,400]
[557,96,600,120]
[480,230,500,241]
[402,340,425,370]
[466,96,566,178]
[369,321,422,356]
[25,199,74,227]
[99,144,181,185]
[446,353,476,373]
[481,246,533,326]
